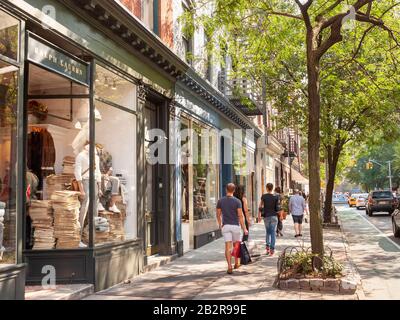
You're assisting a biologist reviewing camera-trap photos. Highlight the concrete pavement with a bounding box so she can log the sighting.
[338,206,400,299]
[85,216,359,300]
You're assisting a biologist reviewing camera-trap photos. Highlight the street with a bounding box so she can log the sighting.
[337,206,400,299]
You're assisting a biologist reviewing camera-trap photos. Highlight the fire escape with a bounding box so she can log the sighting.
[217,70,263,116]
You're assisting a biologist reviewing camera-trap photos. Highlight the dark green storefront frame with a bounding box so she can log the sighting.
[0,0,181,296]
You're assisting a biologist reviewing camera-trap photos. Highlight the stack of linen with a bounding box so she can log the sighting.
[51,191,81,249]
[29,200,55,249]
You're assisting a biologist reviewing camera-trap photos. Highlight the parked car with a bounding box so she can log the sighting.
[348,194,360,207]
[366,191,398,216]
[332,194,348,205]
[355,193,369,209]
[392,209,400,238]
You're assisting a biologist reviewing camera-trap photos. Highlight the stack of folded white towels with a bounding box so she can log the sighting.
[94,217,109,233]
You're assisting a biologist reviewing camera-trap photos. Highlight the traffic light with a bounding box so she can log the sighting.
[366,162,373,170]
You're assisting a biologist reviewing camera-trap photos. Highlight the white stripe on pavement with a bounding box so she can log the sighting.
[354,210,400,251]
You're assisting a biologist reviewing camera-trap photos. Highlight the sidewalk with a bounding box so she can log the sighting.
[85,218,359,300]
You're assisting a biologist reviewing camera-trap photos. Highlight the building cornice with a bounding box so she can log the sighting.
[60,0,189,80]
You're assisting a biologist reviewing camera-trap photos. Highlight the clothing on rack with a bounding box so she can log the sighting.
[27,128,56,190]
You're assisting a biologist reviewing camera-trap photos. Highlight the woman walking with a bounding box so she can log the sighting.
[234,185,251,241]
[275,187,284,237]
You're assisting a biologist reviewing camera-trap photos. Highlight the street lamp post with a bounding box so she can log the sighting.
[367,159,393,191]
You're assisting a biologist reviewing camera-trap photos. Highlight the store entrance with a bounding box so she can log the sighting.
[144,101,164,256]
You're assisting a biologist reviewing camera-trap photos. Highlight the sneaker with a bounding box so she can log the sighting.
[295,234,300,238]
[266,246,270,255]
[98,203,105,212]
[109,204,121,213]
[269,249,275,256]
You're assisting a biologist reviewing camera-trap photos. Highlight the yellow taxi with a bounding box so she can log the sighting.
[348,194,360,207]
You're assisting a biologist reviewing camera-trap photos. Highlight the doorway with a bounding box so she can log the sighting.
[144,99,168,256]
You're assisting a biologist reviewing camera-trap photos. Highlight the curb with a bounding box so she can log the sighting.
[336,210,366,300]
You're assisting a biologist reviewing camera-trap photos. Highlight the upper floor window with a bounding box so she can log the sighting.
[141,0,158,32]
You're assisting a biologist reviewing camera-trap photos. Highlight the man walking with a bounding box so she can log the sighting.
[258,183,280,256]
[217,183,248,274]
[289,190,306,237]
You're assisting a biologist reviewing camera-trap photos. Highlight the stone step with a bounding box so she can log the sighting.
[143,254,178,273]
[25,283,94,300]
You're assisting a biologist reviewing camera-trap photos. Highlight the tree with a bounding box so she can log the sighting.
[347,138,400,190]
[184,0,400,258]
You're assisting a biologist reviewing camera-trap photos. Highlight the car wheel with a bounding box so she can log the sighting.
[393,218,400,238]
[356,207,360,210]
[368,210,373,217]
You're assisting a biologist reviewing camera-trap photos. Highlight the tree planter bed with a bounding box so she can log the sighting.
[276,245,359,294]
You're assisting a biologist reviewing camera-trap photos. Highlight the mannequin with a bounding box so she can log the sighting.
[97,145,121,213]
[74,141,102,247]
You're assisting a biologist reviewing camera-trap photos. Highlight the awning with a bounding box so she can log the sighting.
[291,169,309,185]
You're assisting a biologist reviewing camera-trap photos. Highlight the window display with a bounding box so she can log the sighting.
[93,65,137,245]
[180,119,190,222]
[0,60,18,263]
[192,123,219,221]
[26,63,91,250]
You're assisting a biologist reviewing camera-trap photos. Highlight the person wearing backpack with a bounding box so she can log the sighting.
[258,183,280,256]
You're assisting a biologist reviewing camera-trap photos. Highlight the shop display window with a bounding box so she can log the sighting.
[192,123,219,221]
[93,65,137,245]
[0,60,18,264]
[180,119,189,222]
[26,63,91,250]
[95,65,136,111]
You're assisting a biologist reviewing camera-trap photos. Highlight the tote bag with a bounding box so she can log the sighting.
[240,242,252,265]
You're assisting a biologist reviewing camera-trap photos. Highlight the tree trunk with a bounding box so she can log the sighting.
[306,32,324,257]
[324,145,340,223]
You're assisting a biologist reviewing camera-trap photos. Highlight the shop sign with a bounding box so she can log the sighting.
[27,35,89,85]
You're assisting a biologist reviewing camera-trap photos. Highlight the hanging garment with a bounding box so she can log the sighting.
[27,128,56,190]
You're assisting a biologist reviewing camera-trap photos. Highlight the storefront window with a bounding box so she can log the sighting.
[180,119,189,222]
[193,123,219,220]
[0,10,19,61]
[95,65,136,111]
[93,65,137,245]
[26,63,90,250]
[0,60,18,264]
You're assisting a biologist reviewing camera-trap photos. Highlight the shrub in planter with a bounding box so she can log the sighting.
[278,247,343,280]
